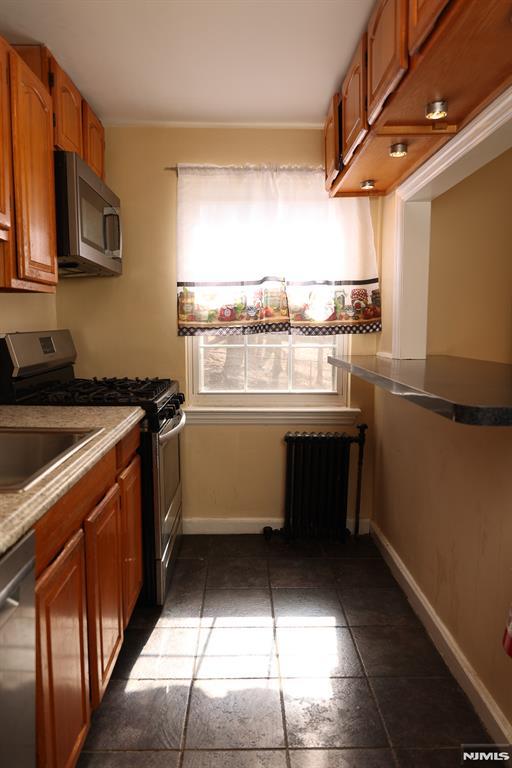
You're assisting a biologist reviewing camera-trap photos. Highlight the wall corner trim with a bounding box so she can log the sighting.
[371,521,512,744]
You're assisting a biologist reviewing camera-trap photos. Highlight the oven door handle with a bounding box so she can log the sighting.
[158,411,187,444]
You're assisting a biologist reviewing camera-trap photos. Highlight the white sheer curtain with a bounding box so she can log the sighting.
[177,166,381,336]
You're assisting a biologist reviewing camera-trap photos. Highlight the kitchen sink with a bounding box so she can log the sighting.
[0,427,102,492]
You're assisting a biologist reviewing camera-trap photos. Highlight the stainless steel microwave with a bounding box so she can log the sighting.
[54,151,122,277]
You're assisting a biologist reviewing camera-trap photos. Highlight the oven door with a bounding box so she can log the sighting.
[153,411,186,603]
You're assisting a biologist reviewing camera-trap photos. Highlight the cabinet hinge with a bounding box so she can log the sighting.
[52,113,56,128]
[48,71,54,89]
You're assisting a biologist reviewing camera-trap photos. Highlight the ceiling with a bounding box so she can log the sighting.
[0,0,373,126]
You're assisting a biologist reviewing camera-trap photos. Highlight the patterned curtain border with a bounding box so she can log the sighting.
[177,278,381,336]
[178,320,382,337]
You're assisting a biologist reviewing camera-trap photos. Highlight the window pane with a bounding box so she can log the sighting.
[201,346,245,391]
[291,335,336,346]
[292,347,335,391]
[247,333,288,346]
[247,347,289,390]
[201,335,244,346]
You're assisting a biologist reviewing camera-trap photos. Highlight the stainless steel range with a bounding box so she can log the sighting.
[0,329,185,605]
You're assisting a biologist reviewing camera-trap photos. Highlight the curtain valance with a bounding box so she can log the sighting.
[177,166,381,336]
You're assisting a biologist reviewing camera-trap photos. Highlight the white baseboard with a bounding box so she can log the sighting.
[183,516,370,535]
[182,517,283,534]
[371,521,512,744]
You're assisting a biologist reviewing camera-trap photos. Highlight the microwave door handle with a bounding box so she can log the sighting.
[103,207,122,260]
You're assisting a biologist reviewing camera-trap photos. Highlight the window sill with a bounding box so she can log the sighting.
[184,406,361,425]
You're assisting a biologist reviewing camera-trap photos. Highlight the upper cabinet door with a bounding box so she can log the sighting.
[408,0,450,55]
[10,52,58,285]
[82,101,105,179]
[324,94,341,190]
[51,57,83,154]
[341,35,368,164]
[367,0,409,125]
[12,44,51,89]
[0,38,12,235]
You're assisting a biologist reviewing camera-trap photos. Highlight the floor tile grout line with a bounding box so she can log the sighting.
[177,551,211,766]
[347,621,400,768]
[267,555,292,768]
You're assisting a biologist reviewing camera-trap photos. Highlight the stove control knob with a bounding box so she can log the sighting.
[163,404,176,420]
[177,392,185,404]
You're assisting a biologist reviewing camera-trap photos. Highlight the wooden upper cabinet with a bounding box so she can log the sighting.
[119,455,143,628]
[367,0,409,125]
[85,484,124,709]
[36,530,90,768]
[13,44,50,89]
[82,101,105,179]
[408,0,450,56]
[0,38,12,237]
[324,94,341,190]
[341,35,368,164]
[9,52,58,285]
[50,57,83,154]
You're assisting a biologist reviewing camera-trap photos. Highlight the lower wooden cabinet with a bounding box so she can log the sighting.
[36,530,90,768]
[35,429,142,767]
[119,455,143,628]
[85,483,124,709]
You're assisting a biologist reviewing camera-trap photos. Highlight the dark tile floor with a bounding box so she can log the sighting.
[79,534,491,767]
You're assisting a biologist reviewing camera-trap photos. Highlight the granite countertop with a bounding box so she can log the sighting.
[328,354,512,426]
[0,405,144,557]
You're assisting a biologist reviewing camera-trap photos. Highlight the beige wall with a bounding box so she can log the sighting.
[428,147,512,362]
[56,126,376,523]
[374,149,512,728]
[376,193,396,356]
[0,294,57,333]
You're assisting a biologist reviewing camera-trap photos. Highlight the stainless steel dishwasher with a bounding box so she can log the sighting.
[0,531,35,767]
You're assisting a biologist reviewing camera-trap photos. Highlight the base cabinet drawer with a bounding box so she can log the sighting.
[36,530,90,768]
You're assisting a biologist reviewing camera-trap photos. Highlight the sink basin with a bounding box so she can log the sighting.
[0,427,102,492]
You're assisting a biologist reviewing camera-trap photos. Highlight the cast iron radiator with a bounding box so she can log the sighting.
[284,424,367,540]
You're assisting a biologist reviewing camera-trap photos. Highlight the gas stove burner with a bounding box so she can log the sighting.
[21,376,176,409]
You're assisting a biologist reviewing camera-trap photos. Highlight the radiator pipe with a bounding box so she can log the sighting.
[353,423,368,538]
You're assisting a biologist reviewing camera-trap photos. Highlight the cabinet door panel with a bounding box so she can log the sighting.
[0,38,12,234]
[119,455,143,628]
[10,52,57,285]
[367,0,408,125]
[408,0,450,55]
[12,44,51,89]
[341,35,368,164]
[85,484,123,708]
[82,101,105,179]
[37,530,90,768]
[324,94,341,190]
[51,58,82,155]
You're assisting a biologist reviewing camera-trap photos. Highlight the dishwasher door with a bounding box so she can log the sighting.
[0,531,35,767]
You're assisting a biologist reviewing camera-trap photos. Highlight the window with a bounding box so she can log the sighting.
[178,165,379,411]
[188,333,349,408]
